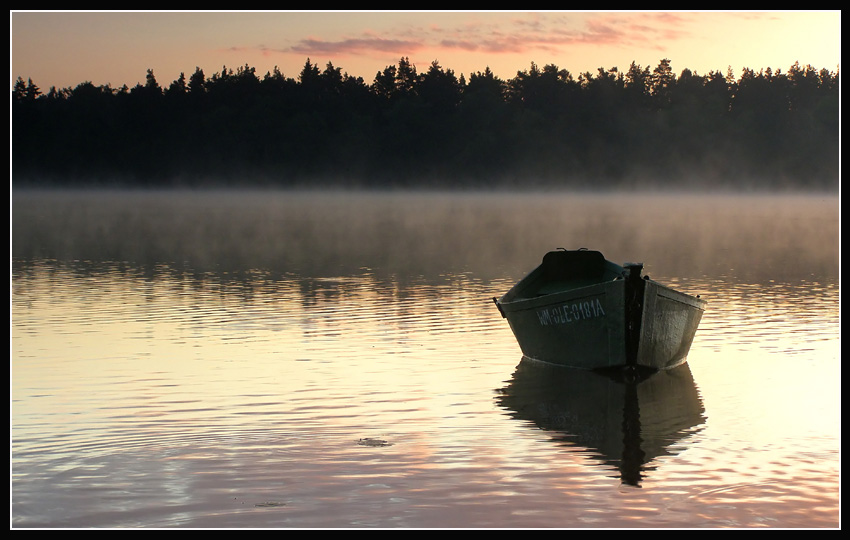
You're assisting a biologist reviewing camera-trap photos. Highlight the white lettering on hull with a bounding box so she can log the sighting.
[537,298,606,326]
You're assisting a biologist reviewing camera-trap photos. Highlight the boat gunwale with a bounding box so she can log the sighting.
[498,258,625,304]
[646,279,707,310]
[497,259,706,313]
[497,279,620,313]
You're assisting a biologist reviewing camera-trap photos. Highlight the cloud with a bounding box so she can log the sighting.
[227,12,700,65]
[569,12,693,48]
[429,12,690,55]
[289,36,424,56]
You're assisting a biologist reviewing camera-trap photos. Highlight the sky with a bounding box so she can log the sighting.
[10,11,842,92]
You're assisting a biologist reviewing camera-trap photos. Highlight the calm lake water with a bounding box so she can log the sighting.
[11,189,840,529]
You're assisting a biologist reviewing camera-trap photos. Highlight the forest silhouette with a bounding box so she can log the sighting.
[12,57,839,190]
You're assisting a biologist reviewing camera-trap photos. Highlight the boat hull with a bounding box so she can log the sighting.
[636,280,706,370]
[494,252,706,371]
[498,279,629,370]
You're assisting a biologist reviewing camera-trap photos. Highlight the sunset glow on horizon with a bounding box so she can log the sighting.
[11,11,841,92]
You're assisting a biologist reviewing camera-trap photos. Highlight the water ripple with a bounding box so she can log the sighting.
[11,192,840,528]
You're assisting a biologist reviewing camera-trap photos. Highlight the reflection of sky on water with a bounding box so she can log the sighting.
[11,190,840,527]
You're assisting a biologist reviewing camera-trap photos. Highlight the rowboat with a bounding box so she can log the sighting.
[493,249,706,372]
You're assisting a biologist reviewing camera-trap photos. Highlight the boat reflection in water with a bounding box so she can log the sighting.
[496,358,705,487]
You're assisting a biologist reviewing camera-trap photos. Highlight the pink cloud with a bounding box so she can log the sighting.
[231,12,701,63]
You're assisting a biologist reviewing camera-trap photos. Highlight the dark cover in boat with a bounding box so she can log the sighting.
[541,249,606,282]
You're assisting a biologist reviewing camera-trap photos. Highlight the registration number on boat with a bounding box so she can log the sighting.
[537,298,605,326]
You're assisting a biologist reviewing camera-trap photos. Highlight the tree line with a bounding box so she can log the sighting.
[12,57,839,190]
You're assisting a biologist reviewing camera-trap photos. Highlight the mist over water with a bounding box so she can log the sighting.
[11,188,838,281]
[11,188,840,528]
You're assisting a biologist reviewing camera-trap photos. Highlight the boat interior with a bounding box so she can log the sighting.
[518,249,625,298]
